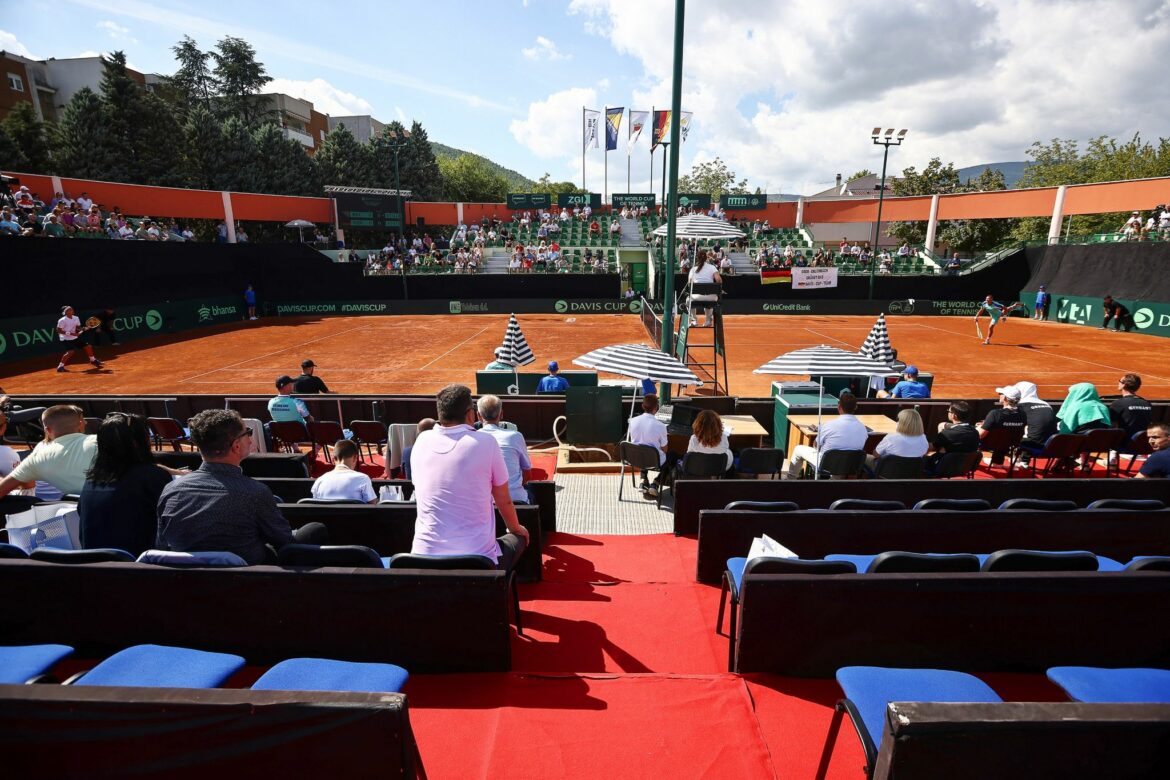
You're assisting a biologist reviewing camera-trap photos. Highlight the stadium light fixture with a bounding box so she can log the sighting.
[868,128,909,299]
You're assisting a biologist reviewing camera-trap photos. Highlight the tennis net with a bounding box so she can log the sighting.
[640,297,662,344]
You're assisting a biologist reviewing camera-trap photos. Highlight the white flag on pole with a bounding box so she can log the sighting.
[627,110,649,154]
[584,109,601,149]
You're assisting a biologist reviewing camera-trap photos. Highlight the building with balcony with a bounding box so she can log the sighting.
[253,93,330,153]
[328,115,385,143]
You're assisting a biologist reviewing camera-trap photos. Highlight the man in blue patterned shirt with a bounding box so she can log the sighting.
[157,409,325,564]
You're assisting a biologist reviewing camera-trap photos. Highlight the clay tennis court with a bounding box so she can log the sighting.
[3,313,1169,399]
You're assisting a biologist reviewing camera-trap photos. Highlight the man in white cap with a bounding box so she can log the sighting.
[484,348,511,371]
[979,384,1027,464]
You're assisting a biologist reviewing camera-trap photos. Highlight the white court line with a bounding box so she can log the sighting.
[418,326,490,369]
[803,328,857,348]
[910,321,1170,381]
[179,325,367,383]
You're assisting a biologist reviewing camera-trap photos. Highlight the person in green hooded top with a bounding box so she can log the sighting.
[1056,383,1112,435]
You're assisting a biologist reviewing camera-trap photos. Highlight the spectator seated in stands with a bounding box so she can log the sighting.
[1110,373,1152,439]
[43,213,67,238]
[266,374,314,448]
[78,413,174,555]
[0,405,97,500]
[1121,211,1142,241]
[589,219,601,236]
[478,395,532,505]
[867,408,928,473]
[1056,382,1110,434]
[786,392,867,479]
[410,384,529,570]
[1135,422,1170,478]
[1015,381,1057,460]
[878,365,930,399]
[0,209,21,236]
[687,410,734,475]
[979,384,1028,464]
[609,219,621,235]
[925,401,980,475]
[311,439,376,503]
[536,362,570,394]
[157,409,327,564]
[945,254,962,274]
[878,251,893,274]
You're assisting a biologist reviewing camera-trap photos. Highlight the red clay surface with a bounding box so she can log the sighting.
[3,313,1169,399]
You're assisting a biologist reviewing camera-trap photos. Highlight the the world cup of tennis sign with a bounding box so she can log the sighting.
[791,267,838,290]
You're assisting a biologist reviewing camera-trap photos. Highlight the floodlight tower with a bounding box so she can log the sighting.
[868,128,907,299]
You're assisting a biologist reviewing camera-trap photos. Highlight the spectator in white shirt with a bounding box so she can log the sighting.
[477,395,532,505]
[626,394,679,497]
[867,408,928,472]
[786,393,868,479]
[311,439,376,503]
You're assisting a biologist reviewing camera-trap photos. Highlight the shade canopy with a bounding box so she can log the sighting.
[858,313,896,365]
[498,314,535,367]
[651,214,746,240]
[284,219,316,228]
[574,343,702,385]
[754,345,895,376]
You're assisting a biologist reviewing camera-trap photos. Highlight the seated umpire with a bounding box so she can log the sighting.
[157,409,326,564]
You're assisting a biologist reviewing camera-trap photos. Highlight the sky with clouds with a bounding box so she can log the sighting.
[6,0,1169,195]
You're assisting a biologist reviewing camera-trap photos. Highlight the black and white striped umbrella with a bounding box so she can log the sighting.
[650,214,745,240]
[754,345,895,376]
[858,313,896,365]
[498,314,535,367]
[573,343,703,385]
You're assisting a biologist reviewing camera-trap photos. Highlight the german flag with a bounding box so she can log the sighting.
[761,269,792,285]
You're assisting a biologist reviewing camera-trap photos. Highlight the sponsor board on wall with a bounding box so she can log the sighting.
[0,297,241,363]
[1021,291,1170,337]
[791,268,838,290]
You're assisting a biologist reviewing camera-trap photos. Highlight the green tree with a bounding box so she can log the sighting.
[253,122,319,196]
[0,125,27,172]
[939,167,1011,253]
[439,154,509,202]
[215,116,260,193]
[887,158,967,246]
[136,92,185,187]
[401,121,444,201]
[886,158,1013,252]
[98,51,146,182]
[531,173,585,197]
[1,101,50,173]
[1012,134,1170,240]
[181,105,224,189]
[316,124,373,187]
[675,157,748,200]
[847,168,874,182]
[212,36,271,126]
[169,36,217,114]
[51,87,109,179]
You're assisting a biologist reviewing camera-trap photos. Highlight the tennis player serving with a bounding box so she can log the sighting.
[974,295,1022,346]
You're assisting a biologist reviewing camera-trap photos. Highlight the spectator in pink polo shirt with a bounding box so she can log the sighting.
[410,384,529,570]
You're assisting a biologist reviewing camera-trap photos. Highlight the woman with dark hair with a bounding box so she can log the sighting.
[78,413,173,554]
[687,250,723,327]
[686,409,734,472]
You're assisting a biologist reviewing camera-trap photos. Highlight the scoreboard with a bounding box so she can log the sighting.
[334,193,403,230]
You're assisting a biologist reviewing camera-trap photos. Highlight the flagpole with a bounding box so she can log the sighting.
[659,0,686,404]
[649,105,654,207]
[581,107,586,191]
[604,107,609,212]
[627,111,632,195]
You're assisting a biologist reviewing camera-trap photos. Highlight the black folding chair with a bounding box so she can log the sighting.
[873,455,925,479]
[735,447,783,479]
[618,441,663,504]
[816,449,865,479]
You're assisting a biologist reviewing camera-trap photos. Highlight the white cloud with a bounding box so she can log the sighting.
[509,86,597,159]
[0,29,42,59]
[522,36,568,61]
[266,77,375,117]
[569,0,1170,194]
[395,106,407,123]
[97,20,137,43]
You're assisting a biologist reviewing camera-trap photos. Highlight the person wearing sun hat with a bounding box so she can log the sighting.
[1056,383,1111,434]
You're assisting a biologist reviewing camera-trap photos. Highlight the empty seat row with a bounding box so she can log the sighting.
[0,643,409,693]
[830,665,1170,777]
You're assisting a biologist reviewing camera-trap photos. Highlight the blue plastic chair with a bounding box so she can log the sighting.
[827,666,1003,777]
[1047,667,1170,703]
[0,644,74,683]
[73,644,245,688]
[252,658,409,694]
[719,557,855,671]
[136,549,248,567]
[825,551,981,574]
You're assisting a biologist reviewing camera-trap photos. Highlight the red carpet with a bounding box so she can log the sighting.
[542,532,698,584]
[406,673,774,779]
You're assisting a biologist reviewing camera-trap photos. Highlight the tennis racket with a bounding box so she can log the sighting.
[974,317,983,340]
[80,316,102,333]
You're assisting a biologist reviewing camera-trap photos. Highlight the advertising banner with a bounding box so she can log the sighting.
[557,193,603,209]
[1020,291,1170,337]
[506,193,552,210]
[612,193,656,208]
[791,268,838,289]
[0,297,242,364]
[719,194,767,210]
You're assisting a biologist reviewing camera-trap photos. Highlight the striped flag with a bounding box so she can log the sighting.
[499,314,535,367]
[651,110,671,151]
[761,269,792,285]
[605,107,624,151]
